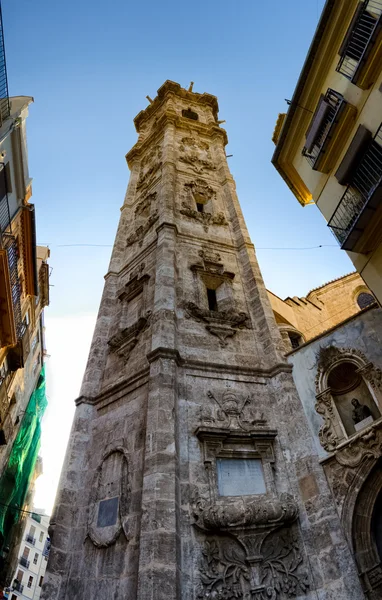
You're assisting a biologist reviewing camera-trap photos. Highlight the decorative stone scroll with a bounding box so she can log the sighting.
[202,390,266,431]
[185,301,250,346]
[87,445,130,548]
[335,420,382,468]
[136,145,162,193]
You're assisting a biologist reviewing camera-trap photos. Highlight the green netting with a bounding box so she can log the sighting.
[0,366,47,546]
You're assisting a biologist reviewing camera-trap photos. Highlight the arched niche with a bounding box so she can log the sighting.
[315,347,382,452]
[343,459,382,598]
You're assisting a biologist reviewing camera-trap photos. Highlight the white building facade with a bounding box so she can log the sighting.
[8,512,49,600]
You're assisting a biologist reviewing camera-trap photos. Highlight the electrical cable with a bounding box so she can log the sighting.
[0,500,50,518]
[37,243,339,251]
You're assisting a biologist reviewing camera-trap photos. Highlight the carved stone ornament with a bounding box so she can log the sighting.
[185,301,251,346]
[191,251,233,280]
[314,345,378,394]
[202,390,266,431]
[192,492,298,532]
[126,212,158,247]
[87,445,130,548]
[180,202,228,232]
[136,145,162,193]
[335,419,382,468]
[117,269,149,302]
[315,389,338,452]
[196,528,310,600]
[185,179,215,203]
[178,136,216,174]
[108,311,151,363]
[135,191,157,218]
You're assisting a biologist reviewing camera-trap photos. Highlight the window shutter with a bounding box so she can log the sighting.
[335,125,372,185]
[305,97,331,153]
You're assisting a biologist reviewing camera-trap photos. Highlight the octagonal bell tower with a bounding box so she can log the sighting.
[42,82,363,600]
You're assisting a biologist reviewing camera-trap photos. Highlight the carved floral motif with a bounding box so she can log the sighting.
[335,422,382,468]
[197,527,309,600]
[315,390,338,452]
[135,192,157,218]
[137,145,162,192]
[185,179,215,203]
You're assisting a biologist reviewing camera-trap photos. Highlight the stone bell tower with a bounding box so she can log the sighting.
[42,81,364,600]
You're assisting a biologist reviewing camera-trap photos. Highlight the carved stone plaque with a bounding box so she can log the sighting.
[216,458,266,496]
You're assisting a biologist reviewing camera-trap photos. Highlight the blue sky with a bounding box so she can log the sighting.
[2,0,355,510]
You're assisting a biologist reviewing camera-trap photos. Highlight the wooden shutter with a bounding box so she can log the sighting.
[335,125,372,185]
[305,97,331,153]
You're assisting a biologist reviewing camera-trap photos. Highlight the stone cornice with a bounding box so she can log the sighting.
[133,80,219,131]
[75,365,150,407]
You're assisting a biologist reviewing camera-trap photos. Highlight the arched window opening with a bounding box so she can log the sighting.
[328,361,380,436]
[357,292,375,309]
[182,108,199,121]
[288,332,302,349]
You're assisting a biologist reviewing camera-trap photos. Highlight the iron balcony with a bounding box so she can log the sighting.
[19,556,30,568]
[25,533,36,545]
[302,89,346,170]
[328,124,382,251]
[337,0,382,83]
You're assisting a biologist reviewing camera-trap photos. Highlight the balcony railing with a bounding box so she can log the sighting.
[337,0,382,82]
[25,533,36,545]
[4,235,25,340]
[13,580,24,593]
[328,124,382,250]
[0,4,9,124]
[19,556,30,568]
[302,89,346,169]
[0,165,11,233]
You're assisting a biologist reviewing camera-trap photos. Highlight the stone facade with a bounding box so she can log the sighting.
[288,305,382,598]
[42,82,364,600]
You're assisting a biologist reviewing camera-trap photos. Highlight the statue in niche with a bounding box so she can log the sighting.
[352,398,372,425]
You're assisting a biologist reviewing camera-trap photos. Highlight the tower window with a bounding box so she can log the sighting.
[182,108,198,121]
[207,288,217,311]
[196,203,204,213]
[357,292,375,309]
[288,332,302,349]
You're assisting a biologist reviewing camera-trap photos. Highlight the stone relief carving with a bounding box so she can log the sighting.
[180,203,228,232]
[136,145,162,193]
[315,389,338,453]
[86,446,130,548]
[179,136,216,174]
[202,390,266,430]
[335,422,382,468]
[126,212,159,247]
[135,191,157,219]
[185,179,215,203]
[198,248,221,264]
[314,345,372,394]
[194,507,309,600]
[108,311,151,363]
[185,301,251,346]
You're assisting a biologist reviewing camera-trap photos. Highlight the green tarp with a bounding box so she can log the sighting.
[0,366,47,546]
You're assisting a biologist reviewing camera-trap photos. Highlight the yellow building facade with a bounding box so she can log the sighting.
[272,0,382,303]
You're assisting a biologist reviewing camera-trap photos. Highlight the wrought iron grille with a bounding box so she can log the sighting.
[25,533,36,545]
[4,235,25,339]
[337,0,382,81]
[0,3,9,124]
[302,89,345,168]
[328,124,382,246]
[19,556,30,568]
[0,165,11,232]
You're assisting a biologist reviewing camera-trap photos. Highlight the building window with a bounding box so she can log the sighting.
[302,89,346,170]
[182,108,198,121]
[336,1,382,85]
[357,292,375,309]
[328,124,382,251]
[216,458,266,496]
[39,531,44,543]
[39,575,44,587]
[27,576,33,589]
[11,594,18,600]
[33,552,38,565]
[288,332,302,349]
[196,202,204,213]
[206,288,218,311]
